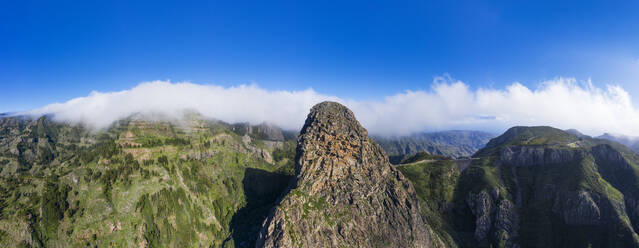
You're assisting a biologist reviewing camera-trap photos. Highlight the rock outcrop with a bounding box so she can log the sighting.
[460,126,639,247]
[591,144,632,170]
[499,146,585,167]
[552,191,603,226]
[231,122,285,141]
[256,101,439,247]
[466,189,520,248]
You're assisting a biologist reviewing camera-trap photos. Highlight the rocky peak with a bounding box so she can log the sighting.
[294,101,382,193]
[257,101,439,247]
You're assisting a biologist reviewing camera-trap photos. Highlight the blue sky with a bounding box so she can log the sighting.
[1,0,639,113]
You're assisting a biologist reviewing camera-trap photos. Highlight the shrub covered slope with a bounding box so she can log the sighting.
[0,115,295,247]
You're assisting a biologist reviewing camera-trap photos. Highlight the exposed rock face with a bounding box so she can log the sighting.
[466,189,520,248]
[591,144,631,170]
[493,200,519,248]
[232,122,285,141]
[256,101,438,248]
[240,134,276,163]
[591,144,639,234]
[393,126,639,247]
[553,191,602,226]
[466,191,494,242]
[499,146,584,167]
[625,198,639,232]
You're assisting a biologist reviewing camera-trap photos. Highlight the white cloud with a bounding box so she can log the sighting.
[23,78,639,137]
[26,81,337,131]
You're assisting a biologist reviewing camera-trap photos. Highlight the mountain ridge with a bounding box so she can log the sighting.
[598,133,639,154]
[397,125,639,247]
[373,130,496,162]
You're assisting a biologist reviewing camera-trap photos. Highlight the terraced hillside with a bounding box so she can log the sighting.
[0,114,296,247]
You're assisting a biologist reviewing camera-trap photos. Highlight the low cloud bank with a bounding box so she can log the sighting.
[24,78,639,137]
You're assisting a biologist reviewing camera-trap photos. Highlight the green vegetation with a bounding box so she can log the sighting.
[398,126,639,248]
[397,160,460,247]
[272,140,296,175]
[4,117,639,248]
[398,160,458,207]
[399,152,451,164]
[0,116,296,247]
[476,126,580,157]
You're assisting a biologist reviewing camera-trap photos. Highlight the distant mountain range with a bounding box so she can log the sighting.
[563,129,639,154]
[597,133,639,154]
[373,130,496,162]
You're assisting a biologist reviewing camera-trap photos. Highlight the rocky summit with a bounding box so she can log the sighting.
[256,102,441,247]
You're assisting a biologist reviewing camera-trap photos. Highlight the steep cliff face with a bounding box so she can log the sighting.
[591,143,639,236]
[257,102,440,247]
[398,126,639,248]
[499,146,586,167]
[462,127,639,247]
[465,189,519,248]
